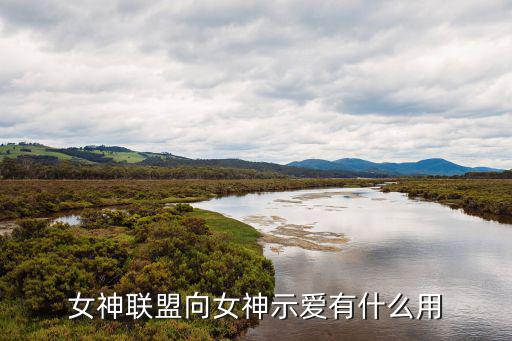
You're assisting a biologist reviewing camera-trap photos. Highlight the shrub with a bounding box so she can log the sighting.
[175,203,193,213]
[0,205,275,338]
[12,219,49,241]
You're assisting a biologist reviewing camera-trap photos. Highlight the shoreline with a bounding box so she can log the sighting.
[383,179,512,224]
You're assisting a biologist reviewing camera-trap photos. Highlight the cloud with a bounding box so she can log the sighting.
[0,0,511,168]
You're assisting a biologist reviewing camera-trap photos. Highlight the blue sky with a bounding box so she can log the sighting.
[0,1,511,168]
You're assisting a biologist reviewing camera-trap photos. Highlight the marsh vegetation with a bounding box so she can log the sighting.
[0,204,273,339]
[384,179,512,222]
[0,178,381,220]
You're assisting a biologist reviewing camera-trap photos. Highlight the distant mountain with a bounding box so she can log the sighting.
[288,158,502,176]
[5,142,500,177]
[139,157,388,178]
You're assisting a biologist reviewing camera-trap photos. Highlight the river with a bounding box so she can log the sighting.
[194,187,512,340]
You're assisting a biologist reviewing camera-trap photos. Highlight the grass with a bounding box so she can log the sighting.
[89,150,147,163]
[0,299,214,340]
[0,144,149,164]
[0,145,73,161]
[189,209,262,252]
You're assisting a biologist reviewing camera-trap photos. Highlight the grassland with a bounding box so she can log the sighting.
[0,144,73,161]
[384,179,512,223]
[0,144,151,164]
[87,149,146,163]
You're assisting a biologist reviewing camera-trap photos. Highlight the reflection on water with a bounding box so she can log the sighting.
[194,187,512,340]
[0,213,82,235]
[0,213,82,234]
[0,208,122,234]
[52,214,81,225]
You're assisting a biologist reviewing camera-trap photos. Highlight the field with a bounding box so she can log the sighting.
[0,144,149,164]
[384,179,512,222]
[87,150,147,163]
[0,144,73,161]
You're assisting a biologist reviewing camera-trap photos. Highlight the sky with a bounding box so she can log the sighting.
[0,1,511,168]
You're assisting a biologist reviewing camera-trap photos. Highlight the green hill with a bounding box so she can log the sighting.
[0,142,388,178]
[0,143,72,160]
[0,143,185,164]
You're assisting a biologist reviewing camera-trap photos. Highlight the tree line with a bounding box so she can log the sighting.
[0,157,287,180]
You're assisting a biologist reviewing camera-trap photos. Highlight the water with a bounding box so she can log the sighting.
[194,187,512,340]
[0,213,82,234]
[0,208,117,233]
[52,214,81,225]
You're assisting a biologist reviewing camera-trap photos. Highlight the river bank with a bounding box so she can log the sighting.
[383,179,512,223]
[0,178,384,220]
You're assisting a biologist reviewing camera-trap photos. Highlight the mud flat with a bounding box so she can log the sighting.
[0,221,17,236]
[243,214,288,226]
[291,191,363,201]
[248,218,349,251]
[259,234,343,252]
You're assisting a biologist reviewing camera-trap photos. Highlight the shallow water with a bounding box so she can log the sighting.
[52,214,81,225]
[0,207,117,233]
[0,213,82,234]
[194,187,512,340]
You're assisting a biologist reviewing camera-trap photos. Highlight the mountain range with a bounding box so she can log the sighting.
[287,158,502,176]
[0,143,503,177]
[0,143,385,178]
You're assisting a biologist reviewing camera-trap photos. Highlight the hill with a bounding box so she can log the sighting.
[0,143,188,164]
[288,157,502,176]
[139,156,385,178]
[0,143,388,178]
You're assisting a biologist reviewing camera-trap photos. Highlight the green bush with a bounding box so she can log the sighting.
[0,204,274,339]
[175,203,194,213]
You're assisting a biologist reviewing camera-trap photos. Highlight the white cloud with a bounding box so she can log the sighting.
[0,0,511,168]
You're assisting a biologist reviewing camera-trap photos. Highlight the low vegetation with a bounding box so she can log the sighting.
[384,179,512,222]
[0,204,273,339]
[0,178,382,220]
[0,176,383,339]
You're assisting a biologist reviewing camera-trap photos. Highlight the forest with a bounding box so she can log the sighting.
[460,169,512,179]
[139,156,387,178]
[0,158,287,180]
